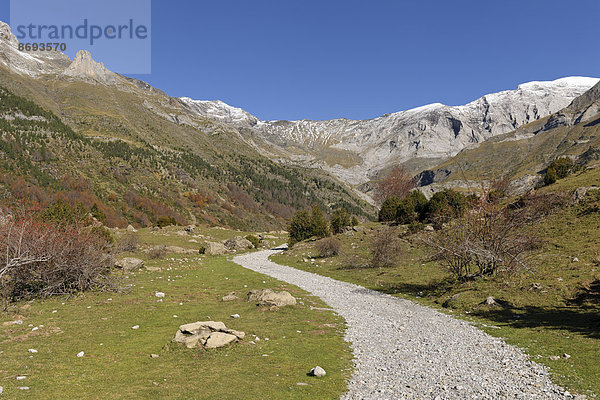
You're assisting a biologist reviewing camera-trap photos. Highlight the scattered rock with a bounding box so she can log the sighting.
[173,321,245,349]
[296,382,309,386]
[222,292,240,302]
[424,225,435,232]
[115,257,144,271]
[126,224,137,232]
[224,236,253,251]
[204,332,238,349]
[184,225,195,233]
[28,349,37,353]
[309,366,326,377]
[230,314,240,319]
[132,325,140,330]
[480,296,511,308]
[150,354,160,359]
[77,351,84,358]
[570,186,599,205]
[203,241,228,255]
[528,283,543,291]
[572,257,580,263]
[155,292,165,298]
[16,376,26,380]
[0,386,3,394]
[247,289,297,307]
[563,353,571,360]
[18,387,29,390]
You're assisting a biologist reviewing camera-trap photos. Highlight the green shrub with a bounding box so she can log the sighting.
[90,203,106,223]
[378,197,401,222]
[310,205,330,238]
[245,234,260,248]
[288,210,312,245]
[156,216,176,228]
[544,157,575,186]
[330,209,352,234]
[41,199,89,225]
[425,189,467,224]
[89,225,114,245]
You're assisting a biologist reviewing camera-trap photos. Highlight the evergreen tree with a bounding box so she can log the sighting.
[310,205,330,238]
[288,210,312,245]
[330,208,352,234]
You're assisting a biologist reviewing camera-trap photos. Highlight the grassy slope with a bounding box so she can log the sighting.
[0,68,374,230]
[272,168,600,398]
[0,228,352,399]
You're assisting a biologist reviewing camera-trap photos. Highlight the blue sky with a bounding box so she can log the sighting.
[2,0,599,121]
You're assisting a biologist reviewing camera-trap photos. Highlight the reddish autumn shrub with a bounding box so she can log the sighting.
[0,209,115,306]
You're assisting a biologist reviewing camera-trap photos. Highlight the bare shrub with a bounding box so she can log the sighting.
[148,245,167,259]
[118,232,139,252]
[374,166,415,205]
[370,227,402,268]
[316,237,341,258]
[0,210,114,306]
[423,194,542,281]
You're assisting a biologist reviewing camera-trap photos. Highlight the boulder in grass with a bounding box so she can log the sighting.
[222,292,240,302]
[247,289,297,307]
[173,321,245,349]
[223,236,253,251]
[115,257,144,271]
[203,241,228,255]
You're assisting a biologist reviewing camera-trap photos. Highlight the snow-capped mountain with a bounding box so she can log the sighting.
[1,20,597,198]
[181,77,599,187]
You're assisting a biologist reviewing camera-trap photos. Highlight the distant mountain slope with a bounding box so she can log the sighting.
[0,22,371,229]
[415,80,600,195]
[181,77,598,191]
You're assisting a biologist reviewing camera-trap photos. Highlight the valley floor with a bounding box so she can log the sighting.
[234,249,572,400]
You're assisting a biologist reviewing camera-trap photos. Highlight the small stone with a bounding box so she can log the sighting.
[18,387,29,390]
[309,366,326,377]
[572,258,579,262]
[31,327,38,331]
[16,376,26,380]
[77,351,85,357]
[549,355,560,361]
[296,382,309,386]
[13,320,23,325]
[150,354,159,359]
[132,325,140,330]
[230,314,240,319]
[563,353,571,359]
[155,292,165,298]
[28,349,38,353]
[0,386,3,394]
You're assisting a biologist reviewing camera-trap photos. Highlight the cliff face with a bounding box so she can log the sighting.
[182,77,599,188]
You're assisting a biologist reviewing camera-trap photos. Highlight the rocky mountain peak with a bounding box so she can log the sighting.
[0,21,18,47]
[62,50,120,84]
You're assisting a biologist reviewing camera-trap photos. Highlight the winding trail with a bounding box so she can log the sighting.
[233,248,572,400]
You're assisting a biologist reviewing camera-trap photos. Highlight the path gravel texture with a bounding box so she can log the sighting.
[233,248,575,400]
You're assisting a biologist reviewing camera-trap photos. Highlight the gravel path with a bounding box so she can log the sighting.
[233,248,575,400]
